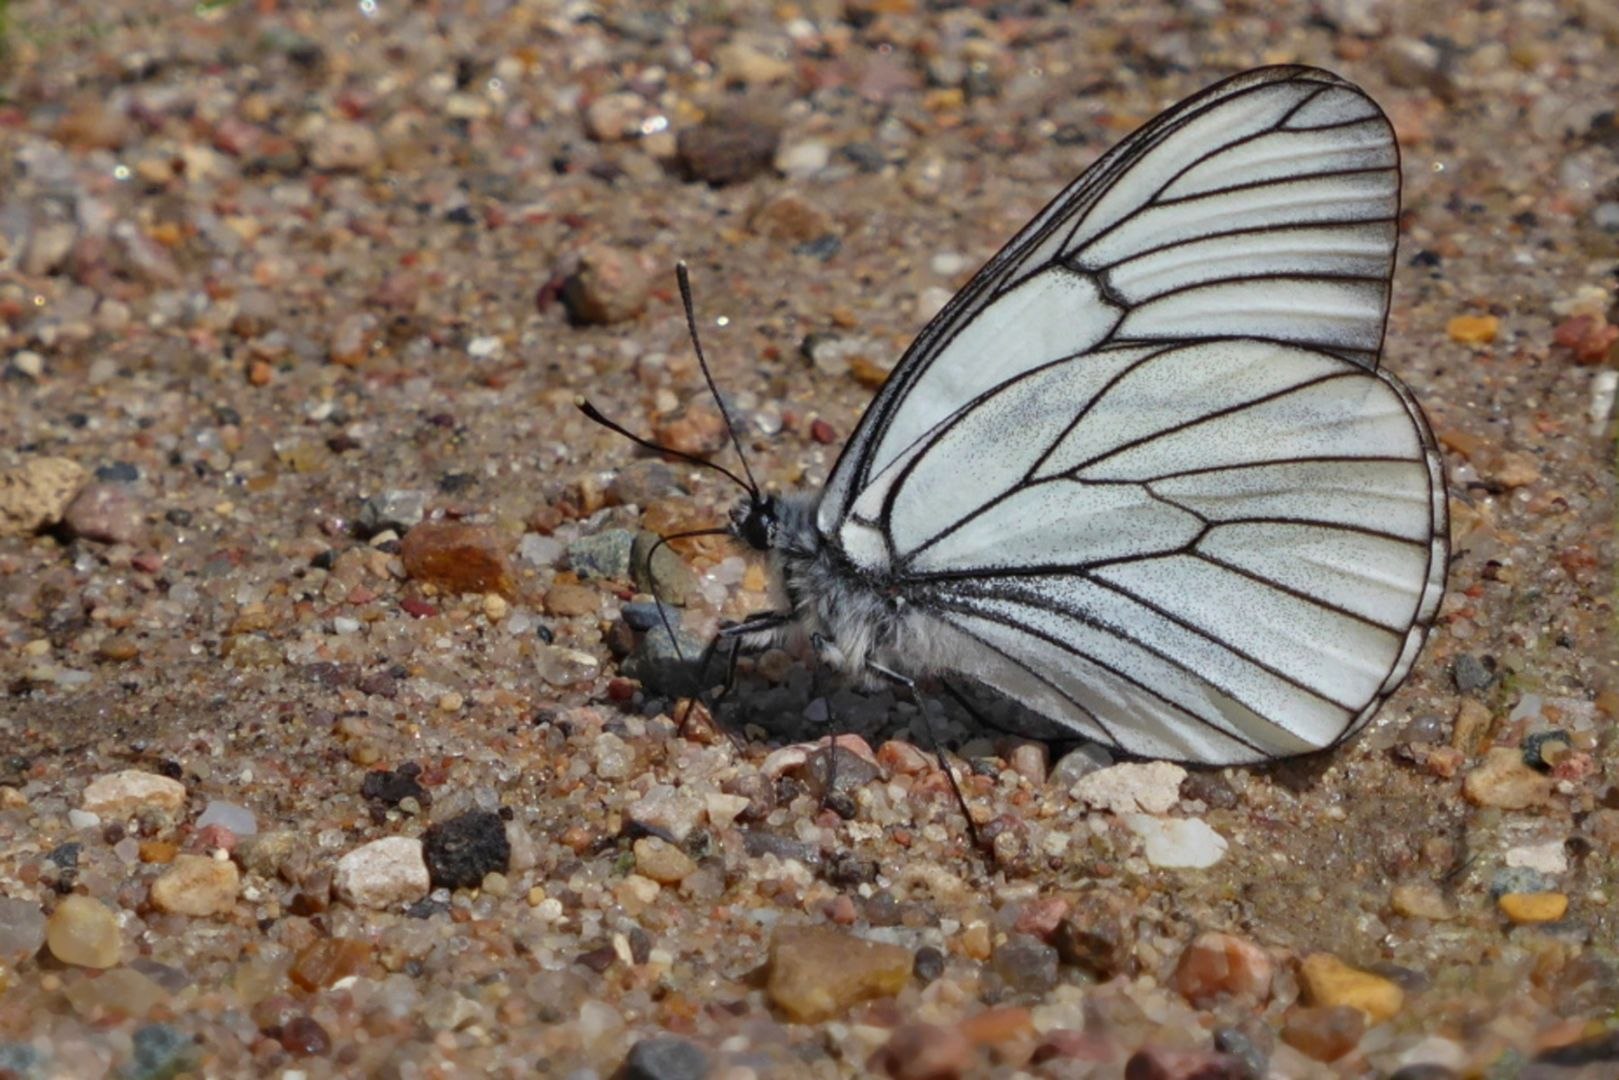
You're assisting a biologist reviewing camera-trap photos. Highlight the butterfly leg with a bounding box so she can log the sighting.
[865,660,984,855]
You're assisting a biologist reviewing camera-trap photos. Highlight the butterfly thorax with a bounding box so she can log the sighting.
[731,490,917,683]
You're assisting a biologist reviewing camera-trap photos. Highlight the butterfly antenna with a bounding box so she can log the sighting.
[676,262,760,499]
[575,398,756,495]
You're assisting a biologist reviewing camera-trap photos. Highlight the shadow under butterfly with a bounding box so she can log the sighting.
[581,65,1450,838]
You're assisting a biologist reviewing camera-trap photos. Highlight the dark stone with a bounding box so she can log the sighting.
[805,745,881,800]
[1054,893,1132,979]
[1531,1028,1619,1066]
[991,933,1060,995]
[1386,1067,1457,1080]
[1126,1047,1248,1080]
[278,1015,332,1057]
[1179,770,1238,810]
[620,623,708,697]
[404,896,449,919]
[793,234,841,260]
[620,1035,710,1080]
[1213,1027,1268,1080]
[567,529,636,580]
[361,763,427,807]
[826,852,878,887]
[622,600,678,633]
[124,1024,197,1080]
[1522,729,1572,770]
[676,111,779,186]
[913,945,945,983]
[95,461,140,483]
[355,490,427,538]
[575,945,617,973]
[422,809,510,889]
[437,472,477,493]
[740,830,821,866]
[1451,654,1495,693]
[46,842,82,869]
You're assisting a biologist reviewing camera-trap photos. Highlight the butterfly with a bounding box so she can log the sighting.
[588,65,1448,767]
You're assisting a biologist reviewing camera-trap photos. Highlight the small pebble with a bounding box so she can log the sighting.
[1446,313,1499,344]
[1125,814,1228,869]
[1498,892,1568,924]
[874,1022,973,1080]
[61,483,143,544]
[677,109,780,185]
[0,457,86,537]
[399,522,516,597]
[1281,1004,1366,1062]
[1463,747,1554,809]
[1072,762,1186,814]
[543,582,600,617]
[626,785,704,843]
[633,837,697,884]
[1298,953,1404,1021]
[309,120,381,171]
[1391,883,1454,921]
[81,770,186,817]
[561,244,650,325]
[422,810,510,890]
[0,898,47,967]
[150,854,240,917]
[990,933,1060,995]
[45,895,121,969]
[1172,931,1274,1005]
[195,800,257,838]
[568,530,637,580]
[620,1036,710,1080]
[766,924,913,1022]
[334,837,431,909]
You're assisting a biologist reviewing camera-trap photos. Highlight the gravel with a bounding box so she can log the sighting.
[0,0,1614,1076]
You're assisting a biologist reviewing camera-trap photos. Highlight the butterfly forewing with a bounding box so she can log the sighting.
[814,66,1447,764]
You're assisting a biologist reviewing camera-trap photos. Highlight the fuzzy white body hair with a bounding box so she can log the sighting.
[738,490,962,686]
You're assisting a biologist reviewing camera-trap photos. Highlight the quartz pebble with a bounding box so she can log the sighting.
[1463,747,1554,809]
[335,837,431,909]
[150,854,240,917]
[195,800,257,838]
[766,925,913,1022]
[1125,814,1228,869]
[0,898,47,967]
[632,837,697,884]
[45,895,121,969]
[0,456,86,536]
[1072,762,1186,814]
[626,785,704,843]
[81,770,187,817]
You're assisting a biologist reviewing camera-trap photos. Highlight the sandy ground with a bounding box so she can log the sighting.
[0,1,1615,1077]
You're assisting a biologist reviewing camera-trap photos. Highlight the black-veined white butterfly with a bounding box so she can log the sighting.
[588,65,1448,767]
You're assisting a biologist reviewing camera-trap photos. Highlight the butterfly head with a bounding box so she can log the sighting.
[730,494,779,552]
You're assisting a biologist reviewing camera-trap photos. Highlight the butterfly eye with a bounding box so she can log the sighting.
[733,497,776,552]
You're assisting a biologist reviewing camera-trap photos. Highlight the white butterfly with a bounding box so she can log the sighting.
[610,65,1449,766]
